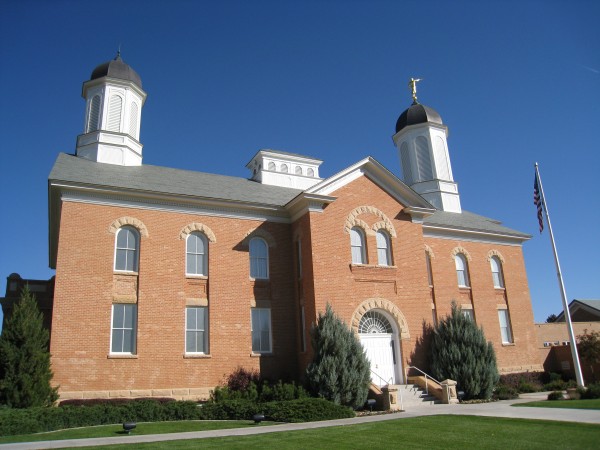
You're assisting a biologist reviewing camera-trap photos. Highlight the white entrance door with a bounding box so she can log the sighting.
[360,334,396,387]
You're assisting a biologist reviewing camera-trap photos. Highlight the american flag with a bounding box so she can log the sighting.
[533,173,544,233]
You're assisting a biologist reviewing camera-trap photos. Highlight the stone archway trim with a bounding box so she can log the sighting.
[179,222,217,242]
[108,217,149,237]
[351,298,410,339]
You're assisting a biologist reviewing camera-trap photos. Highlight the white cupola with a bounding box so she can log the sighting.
[76,52,147,166]
[246,149,323,189]
[392,81,461,213]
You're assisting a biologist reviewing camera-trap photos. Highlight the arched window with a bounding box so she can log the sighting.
[115,226,139,272]
[107,95,122,132]
[280,164,288,173]
[186,232,208,276]
[268,162,276,171]
[350,227,367,264]
[490,256,504,288]
[359,311,393,334]
[376,230,392,266]
[87,95,101,132]
[455,254,470,287]
[307,168,315,177]
[249,237,269,279]
[295,166,303,175]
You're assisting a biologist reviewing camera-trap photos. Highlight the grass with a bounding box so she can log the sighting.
[6,416,599,449]
[0,420,277,444]
[514,398,600,410]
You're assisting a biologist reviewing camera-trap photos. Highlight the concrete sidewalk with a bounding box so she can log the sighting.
[1,393,599,449]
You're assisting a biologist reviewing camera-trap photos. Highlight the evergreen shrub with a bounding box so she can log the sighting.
[492,384,519,400]
[0,287,58,408]
[305,304,371,409]
[429,302,499,400]
[547,391,564,401]
[578,383,600,399]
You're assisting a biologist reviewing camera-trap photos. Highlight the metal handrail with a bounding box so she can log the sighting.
[404,366,442,395]
[370,370,393,387]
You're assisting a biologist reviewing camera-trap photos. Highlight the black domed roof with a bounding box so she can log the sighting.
[395,102,443,133]
[90,54,142,88]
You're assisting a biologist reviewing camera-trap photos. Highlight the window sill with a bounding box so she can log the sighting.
[501,342,515,347]
[494,287,506,292]
[113,271,138,276]
[250,352,273,357]
[458,286,471,291]
[184,353,211,359]
[186,275,208,279]
[107,354,138,359]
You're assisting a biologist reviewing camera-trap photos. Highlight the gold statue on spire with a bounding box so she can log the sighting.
[408,77,422,104]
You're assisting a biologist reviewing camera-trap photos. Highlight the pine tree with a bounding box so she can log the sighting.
[0,286,58,408]
[306,304,371,409]
[429,302,499,400]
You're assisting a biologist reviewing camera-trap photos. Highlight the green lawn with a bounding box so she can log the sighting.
[0,420,275,444]
[11,416,599,449]
[514,398,600,410]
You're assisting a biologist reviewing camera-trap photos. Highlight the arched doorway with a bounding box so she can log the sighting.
[358,310,402,387]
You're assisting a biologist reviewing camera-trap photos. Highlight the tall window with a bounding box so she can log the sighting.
[350,227,366,264]
[249,237,269,279]
[490,256,505,288]
[455,254,470,287]
[115,226,139,272]
[111,304,137,354]
[461,309,474,321]
[186,306,208,353]
[251,308,272,353]
[186,232,208,276]
[376,230,392,266]
[426,252,434,286]
[498,309,513,343]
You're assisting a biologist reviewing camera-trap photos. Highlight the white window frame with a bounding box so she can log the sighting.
[455,254,470,287]
[350,227,367,265]
[185,306,208,354]
[490,256,505,288]
[251,308,272,353]
[498,309,513,344]
[461,308,474,321]
[186,232,208,276]
[114,226,139,272]
[376,230,392,266]
[110,303,137,354]
[249,237,269,279]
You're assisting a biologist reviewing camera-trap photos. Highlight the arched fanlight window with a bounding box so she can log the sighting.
[295,166,303,175]
[280,164,288,173]
[307,168,315,177]
[376,230,392,266]
[490,256,505,288]
[455,254,470,287]
[268,162,276,171]
[350,227,366,264]
[186,232,208,276]
[359,311,393,334]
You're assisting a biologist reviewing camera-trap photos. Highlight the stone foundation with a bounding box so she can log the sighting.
[58,387,213,403]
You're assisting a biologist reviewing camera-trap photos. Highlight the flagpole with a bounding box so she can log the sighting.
[535,163,585,387]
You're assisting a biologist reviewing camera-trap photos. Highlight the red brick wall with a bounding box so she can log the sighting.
[51,201,297,399]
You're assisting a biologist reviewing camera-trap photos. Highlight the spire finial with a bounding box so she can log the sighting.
[408,77,422,104]
[115,44,122,60]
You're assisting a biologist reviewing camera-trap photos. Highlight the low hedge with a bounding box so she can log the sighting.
[0,397,354,437]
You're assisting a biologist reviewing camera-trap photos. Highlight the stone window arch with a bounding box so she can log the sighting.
[179,222,216,243]
[108,217,149,237]
[351,298,410,340]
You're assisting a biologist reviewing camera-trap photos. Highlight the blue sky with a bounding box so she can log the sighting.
[0,0,598,328]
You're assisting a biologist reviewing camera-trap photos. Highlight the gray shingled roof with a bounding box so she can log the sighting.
[49,153,302,207]
[423,210,531,239]
[574,299,600,311]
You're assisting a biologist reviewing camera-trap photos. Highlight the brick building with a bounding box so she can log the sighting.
[46,55,542,401]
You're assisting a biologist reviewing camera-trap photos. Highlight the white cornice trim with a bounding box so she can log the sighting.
[423,224,529,246]
[51,182,291,223]
[286,193,337,222]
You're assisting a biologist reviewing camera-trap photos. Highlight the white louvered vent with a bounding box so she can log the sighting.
[87,95,101,132]
[129,103,138,138]
[415,136,433,181]
[400,142,413,185]
[433,136,450,180]
[107,95,122,132]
